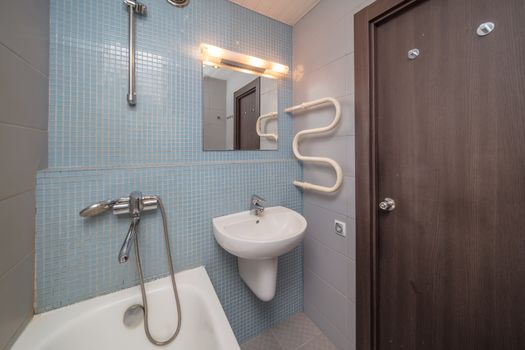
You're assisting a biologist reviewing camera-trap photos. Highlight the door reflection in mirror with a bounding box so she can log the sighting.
[202,65,278,151]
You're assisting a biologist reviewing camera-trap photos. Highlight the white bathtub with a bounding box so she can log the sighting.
[12,267,240,350]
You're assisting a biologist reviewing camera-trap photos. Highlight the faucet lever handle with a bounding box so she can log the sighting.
[118,220,137,263]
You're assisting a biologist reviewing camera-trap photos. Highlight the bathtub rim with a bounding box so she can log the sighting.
[11,266,240,350]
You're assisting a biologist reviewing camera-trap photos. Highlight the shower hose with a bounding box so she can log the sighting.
[133,196,182,346]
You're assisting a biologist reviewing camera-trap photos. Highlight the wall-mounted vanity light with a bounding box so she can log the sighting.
[200,44,289,79]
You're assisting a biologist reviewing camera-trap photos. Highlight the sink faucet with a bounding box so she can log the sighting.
[250,195,266,216]
[118,191,144,263]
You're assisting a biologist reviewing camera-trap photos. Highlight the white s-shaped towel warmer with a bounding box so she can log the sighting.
[285,97,343,193]
[256,112,278,141]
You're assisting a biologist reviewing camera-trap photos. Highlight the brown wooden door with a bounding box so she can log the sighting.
[372,0,525,349]
[234,77,260,150]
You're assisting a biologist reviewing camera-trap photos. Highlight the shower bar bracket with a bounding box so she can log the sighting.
[285,97,343,194]
[123,0,147,106]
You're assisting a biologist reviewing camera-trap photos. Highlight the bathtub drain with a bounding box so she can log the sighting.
[123,304,144,329]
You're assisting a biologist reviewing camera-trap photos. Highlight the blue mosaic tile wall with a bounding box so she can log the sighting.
[36,162,302,341]
[37,0,302,343]
[49,0,293,168]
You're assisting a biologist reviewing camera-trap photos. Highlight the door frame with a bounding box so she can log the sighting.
[233,77,260,150]
[354,1,424,349]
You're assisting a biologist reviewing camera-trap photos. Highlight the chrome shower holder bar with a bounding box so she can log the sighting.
[123,0,147,106]
[122,0,189,106]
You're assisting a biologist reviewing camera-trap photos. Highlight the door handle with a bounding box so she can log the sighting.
[379,198,395,211]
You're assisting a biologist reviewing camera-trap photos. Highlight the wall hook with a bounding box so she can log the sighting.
[408,48,420,60]
[477,22,495,37]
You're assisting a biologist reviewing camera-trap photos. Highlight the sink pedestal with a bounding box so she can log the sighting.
[238,257,278,302]
[213,206,307,302]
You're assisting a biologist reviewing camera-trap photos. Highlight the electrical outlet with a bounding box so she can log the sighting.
[334,220,346,237]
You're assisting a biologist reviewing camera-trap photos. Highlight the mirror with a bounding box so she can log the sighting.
[202,66,279,151]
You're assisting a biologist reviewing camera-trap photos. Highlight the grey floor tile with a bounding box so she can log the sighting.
[271,312,322,349]
[241,330,283,350]
[298,334,337,350]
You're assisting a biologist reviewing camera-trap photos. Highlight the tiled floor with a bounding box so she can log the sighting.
[241,313,337,350]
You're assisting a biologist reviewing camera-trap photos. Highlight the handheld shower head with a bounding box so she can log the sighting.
[79,200,117,217]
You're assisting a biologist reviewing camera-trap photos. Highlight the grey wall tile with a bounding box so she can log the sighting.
[0,0,49,75]
[301,135,354,176]
[0,124,47,200]
[0,255,34,350]
[304,237,349,297]
[0,191,35,278]
[0,3,48,348]
[304,269,347,335]
[293,4,357,75]
[294,55,353,103]
[303,202,355,259]
[294,3,376,348]
[293,94,355,137]
[353,0,377,13]
[347,259,356,302]
[347,176,356,218]
[303,174,352,216]
[0,45,48,130]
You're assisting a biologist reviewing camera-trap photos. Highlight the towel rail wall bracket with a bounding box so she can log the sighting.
[285,97,343,193]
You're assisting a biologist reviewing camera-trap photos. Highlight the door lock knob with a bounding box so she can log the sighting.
[379,198,396,211]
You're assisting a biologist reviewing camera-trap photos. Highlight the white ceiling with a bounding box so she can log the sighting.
[229,0,320,26]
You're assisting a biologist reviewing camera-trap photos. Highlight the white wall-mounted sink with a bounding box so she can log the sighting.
[213,206,307,301]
